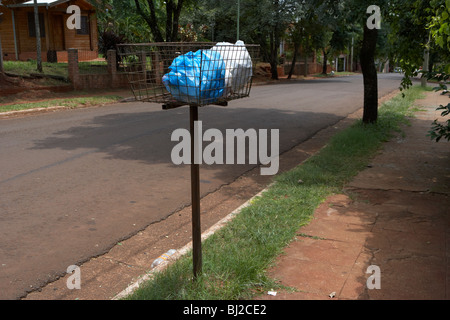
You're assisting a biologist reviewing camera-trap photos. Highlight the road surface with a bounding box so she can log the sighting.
[0,73,403,299]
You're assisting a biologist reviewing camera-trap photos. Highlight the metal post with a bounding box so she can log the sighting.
[0,32,3,73]
[190,105,202,279]
[33,0,42,73]
[0,12,3,73]
[237,0,240,41]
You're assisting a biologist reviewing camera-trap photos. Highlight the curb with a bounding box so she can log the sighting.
[0,106,69,119]
[0,100,130,119]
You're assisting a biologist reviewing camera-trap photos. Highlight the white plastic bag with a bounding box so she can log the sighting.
[211,40,252,96]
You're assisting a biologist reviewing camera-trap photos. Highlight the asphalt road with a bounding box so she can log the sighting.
[0,73,404,299]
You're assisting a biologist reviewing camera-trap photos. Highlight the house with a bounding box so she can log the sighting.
[0,0,98,62]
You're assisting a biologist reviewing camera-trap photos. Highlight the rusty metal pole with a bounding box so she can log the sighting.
[190,105,202,279]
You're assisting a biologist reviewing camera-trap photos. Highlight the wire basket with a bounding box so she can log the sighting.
[117,42,260,109]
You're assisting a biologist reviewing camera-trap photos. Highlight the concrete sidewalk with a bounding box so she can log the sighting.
[262,90,449,300]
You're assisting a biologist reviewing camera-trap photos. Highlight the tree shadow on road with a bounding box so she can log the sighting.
[30,103,344,186]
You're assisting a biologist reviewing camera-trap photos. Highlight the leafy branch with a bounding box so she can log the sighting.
[428,102,450,142]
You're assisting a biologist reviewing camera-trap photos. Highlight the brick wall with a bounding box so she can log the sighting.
[284,62,334,76]
[68,48,129,90]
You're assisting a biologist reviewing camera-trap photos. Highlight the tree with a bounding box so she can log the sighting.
[428,103,450,142]
[325,23,356,74]
[267,0,284,79]
[286,19,304,79]
[93,0,192,43]
[91,0,152,44]
[183,0,296,80]
[426,0,450,142]
[133,0,185,42]
[286,0,329,79]
[182,0,238,43]
[429,0,450,51]
[386,0,436,90]
[360,23,379,123]
[306,0,351,76]
[384,0,449,141]
[341,0,386,124]
[242,0,295,80]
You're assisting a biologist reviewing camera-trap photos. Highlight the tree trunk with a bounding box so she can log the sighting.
[166,0,174,41]
[428,51,435,74]
[171,0,184,42]
[269,32,278,80]
[303,52,308,77]
[421,47,429,88]
[135,0,183,42]
[287,44,299,80]
[270,59,278,80]
[322,49,328,75]
[360,25,378,124]
[135,0,164,42]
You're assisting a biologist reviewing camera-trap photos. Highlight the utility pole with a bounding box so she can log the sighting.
[421,32,431,88]
[237,0,240,41]
[421,47,430,87]
[0,11,4,74]
[0,32,3,74]
[33,0,43,73]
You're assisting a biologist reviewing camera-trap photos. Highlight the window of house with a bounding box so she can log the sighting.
[76,16,90,35]
[27,12,46,38]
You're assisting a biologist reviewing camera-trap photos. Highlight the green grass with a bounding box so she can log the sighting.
[123,85,429,300]
[3,60,108,78]
[3,60,68,78]
[0,95,123,113]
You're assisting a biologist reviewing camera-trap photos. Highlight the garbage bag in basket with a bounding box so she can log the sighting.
[211,40,253,95]
[162,49,226,105]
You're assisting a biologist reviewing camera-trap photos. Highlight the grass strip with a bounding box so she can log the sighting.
[3,60,69,78]
[0,96,123,113]
[3,60,108,78]
[124,85,429,300]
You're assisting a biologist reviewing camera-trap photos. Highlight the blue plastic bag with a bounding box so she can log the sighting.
[162,49,226,105]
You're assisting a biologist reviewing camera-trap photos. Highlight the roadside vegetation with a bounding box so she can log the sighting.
[0,95,123,113]
[2,60,108,80]
[123,85,429,300]
[3,60,68,78]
